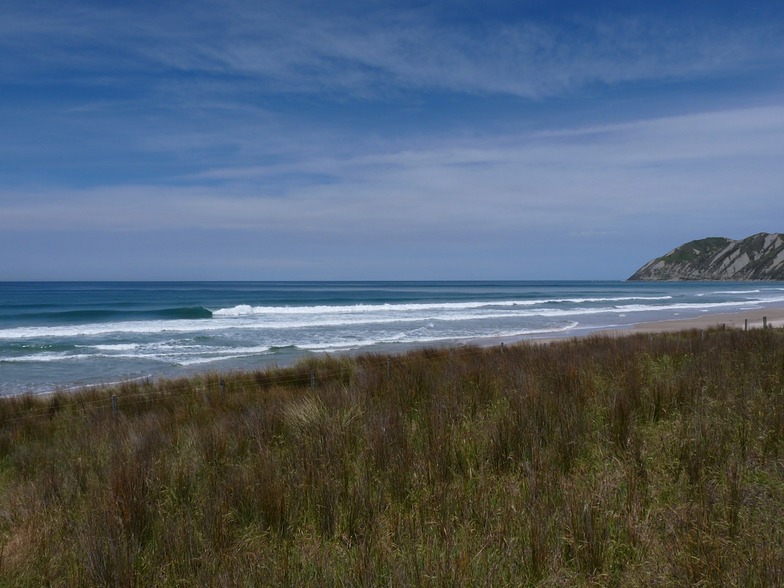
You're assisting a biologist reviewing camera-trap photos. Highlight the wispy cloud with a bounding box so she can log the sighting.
[2,1,783,279]
[3,105,782,238]
[3,2,781,99]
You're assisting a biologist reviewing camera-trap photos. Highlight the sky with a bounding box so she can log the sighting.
[1,0,783,281]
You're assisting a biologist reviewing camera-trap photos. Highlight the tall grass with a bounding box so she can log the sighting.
[1,329,784,585]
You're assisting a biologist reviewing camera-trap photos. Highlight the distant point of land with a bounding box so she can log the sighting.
[629,232,784,281]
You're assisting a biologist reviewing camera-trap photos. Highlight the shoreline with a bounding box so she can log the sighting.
[478,306,784,347]
[629,306,784,334]
[8,306,784,398]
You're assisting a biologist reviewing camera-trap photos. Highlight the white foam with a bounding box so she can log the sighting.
[758,295,784,304]
[295,321,580,352]
[214,304,256,316]
[0,291,711,345]
[297,339,382,352]
[92,344,139,351]
[0,295,769,341]
[0,319,232,340]
[710,289,761,295]
[2,352,92,363]
[100,344,273,364]
[174,352,272,366]
[210,295,673,317]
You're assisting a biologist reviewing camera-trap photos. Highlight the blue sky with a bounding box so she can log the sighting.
[2,0,783,280]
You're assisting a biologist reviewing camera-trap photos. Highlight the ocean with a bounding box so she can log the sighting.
[2,281,783,396]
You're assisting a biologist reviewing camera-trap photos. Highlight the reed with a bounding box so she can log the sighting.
[1,327,784,585]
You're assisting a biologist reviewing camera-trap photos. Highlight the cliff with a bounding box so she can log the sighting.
[628,233,784,281]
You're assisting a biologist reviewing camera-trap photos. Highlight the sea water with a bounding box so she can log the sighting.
[1,281,783,395]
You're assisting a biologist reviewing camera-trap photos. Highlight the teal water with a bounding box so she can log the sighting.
[1,281,783,395]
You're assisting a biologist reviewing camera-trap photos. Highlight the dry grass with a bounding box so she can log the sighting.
[1,329,784,585]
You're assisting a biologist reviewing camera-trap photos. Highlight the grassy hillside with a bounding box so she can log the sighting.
[1,329,784,585]
[660,237,732,264]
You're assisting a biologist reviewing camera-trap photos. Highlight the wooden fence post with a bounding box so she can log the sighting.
[112,395,118,420]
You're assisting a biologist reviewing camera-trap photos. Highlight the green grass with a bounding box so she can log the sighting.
[1,329,784,585]
[660,237,731,264]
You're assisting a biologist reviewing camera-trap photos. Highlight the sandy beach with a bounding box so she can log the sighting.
[476,305,784,348]
[632,306,784,334]
[510,305,784,346]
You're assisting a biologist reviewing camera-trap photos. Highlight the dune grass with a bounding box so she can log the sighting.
[1,327,784,585]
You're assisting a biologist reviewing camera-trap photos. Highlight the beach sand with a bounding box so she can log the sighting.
[501,306,784,346]
[632,307,784,334]
[562,307,784,342]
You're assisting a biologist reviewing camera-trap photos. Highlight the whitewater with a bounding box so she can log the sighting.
[1,281,783,395]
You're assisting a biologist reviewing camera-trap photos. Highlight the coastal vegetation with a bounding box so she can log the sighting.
[1,327,784,585]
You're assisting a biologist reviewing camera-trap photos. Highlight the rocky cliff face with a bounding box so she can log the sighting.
[629,233,784,281]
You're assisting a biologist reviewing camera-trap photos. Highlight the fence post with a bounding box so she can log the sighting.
[764,316,768,329]
[745,319,748,331]
[311,370,315,390]
[220,378,226,400]
[387,358,391,380]
[111,395,118,420]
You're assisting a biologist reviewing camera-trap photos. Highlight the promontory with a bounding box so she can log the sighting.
[628,232,784,281]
